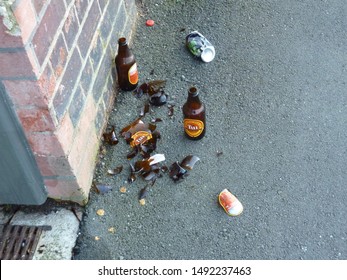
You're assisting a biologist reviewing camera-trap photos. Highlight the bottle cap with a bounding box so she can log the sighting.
[146,19,155,26]
[201,46,215,62]
[218,189,243,216]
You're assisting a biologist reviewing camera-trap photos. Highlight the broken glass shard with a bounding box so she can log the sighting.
[180,155,200,170]
[120,119,156,148]
[107,165,123,175]
[139,101,150,117]
[139,186,149,200]
[150,118,163,123]
[103,126,119,145]
[169,161,188,182]
[95,184,113,194]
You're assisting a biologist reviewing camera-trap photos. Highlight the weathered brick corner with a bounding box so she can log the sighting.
[0,0,137,205]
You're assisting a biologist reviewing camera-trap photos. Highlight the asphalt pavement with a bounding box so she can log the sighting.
[73,0,347,260]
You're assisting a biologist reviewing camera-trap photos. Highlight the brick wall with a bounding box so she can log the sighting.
[0,0,137,205]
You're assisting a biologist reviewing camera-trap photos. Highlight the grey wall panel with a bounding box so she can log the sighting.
[0,82,47,205]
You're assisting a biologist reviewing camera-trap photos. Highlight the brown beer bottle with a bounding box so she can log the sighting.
[115,37,139,91]
[182,87,206,140]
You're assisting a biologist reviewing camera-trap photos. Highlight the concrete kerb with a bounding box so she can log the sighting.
[0,201,82,260]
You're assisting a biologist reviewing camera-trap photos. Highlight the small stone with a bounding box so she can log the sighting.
[139,198,146,206]
[96,209,105,216]
[108,227,116,234]
[95,236,100,241]
[120,186,127,193]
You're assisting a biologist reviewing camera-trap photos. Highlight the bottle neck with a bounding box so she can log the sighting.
[187,87,201,102]
[188,87,198,97]
[118,37,127,47]
[117,37,131,58]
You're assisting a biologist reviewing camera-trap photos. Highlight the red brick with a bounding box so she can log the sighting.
[92,54,109,102]
[0,49,38,78]
[77,0,101,58]
[49,33,68,79]
[69,85,87,126]
[0,21,24,48]
[97,0,107,13]
[35,155,74,177]
[62,5,80,50]
[80,58,94,92]
[99,0,122,42]
[55,113,75,154]
[3,79,48,107]
[111,2,127,42]
[31,0,49,16]
[68,95,97,171]
[53,48,82,122]
[63,0,74,8]
[12,0,37,44]
[74,0,90,23]
[3,65,55,109]
[102,74,116,114]
[32,0,66,65]
[17,107,55,133]
[44,177,85,204]
[75,129,99,195]
[26,46,41,77]
[28,132,65,157]
[124,0,136,10]
[37,64,57,104]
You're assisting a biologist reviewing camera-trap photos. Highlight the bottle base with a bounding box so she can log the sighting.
[119,84,138,91]
[184,132,205,140]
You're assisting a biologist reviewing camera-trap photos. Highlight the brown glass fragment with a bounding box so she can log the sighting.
[216,151,223,157]
[142,171,157,181]
[167,104,174,117]
[139,186,149,200]
[107,165,123,175]
[126,148,138,160]
[141,164,161,183]
[120,119,155,147]
[150,118,163,123]
[147,80,166,95]
[133,80,168,106]
[95,184,113,194]
[161,165,168,173]
[120,118,142,136]
[103,126,119,145]
[149,92,168,106]
[133,83,148,98]
[134,158,153,173]
[128,173,136,184]
[122,121,160,155]
[127,163,137,184]
[139,102,150,117]
[180,155,200,170]
[129,155,165,185]
[169,161,188,182]
[169,155,200,182]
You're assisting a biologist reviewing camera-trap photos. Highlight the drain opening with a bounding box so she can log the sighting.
[0,225,51,260]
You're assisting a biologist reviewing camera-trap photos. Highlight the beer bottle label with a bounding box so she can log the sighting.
[128,63,139,85]
[130,131,152,147]
[184,119,204,138]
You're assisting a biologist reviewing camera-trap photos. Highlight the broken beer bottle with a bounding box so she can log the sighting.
[115,37,139,91]
[182,87,206,140]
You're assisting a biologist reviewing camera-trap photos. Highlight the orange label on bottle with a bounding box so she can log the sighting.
[184,119,204,138]
[130,131,152,147]
[128,63,138,85]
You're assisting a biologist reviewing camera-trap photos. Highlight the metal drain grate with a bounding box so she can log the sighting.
[0,225,51,260]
